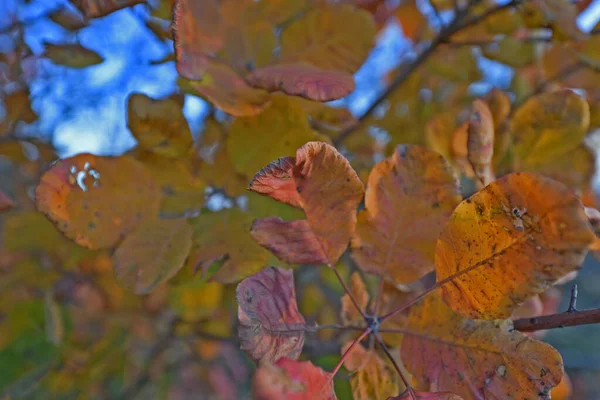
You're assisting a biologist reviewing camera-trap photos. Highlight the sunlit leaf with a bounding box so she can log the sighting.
[250,142,364,265]
[280,4,376,73]
[352,145,461,283]
[402,291,563,400]
[436,172,594,319]
[114,217,193,294]
[185,208,274,283]
[247,63,355,102]
[42,42,104,68]
[227,95,327,176]
[71,0,145,18]
[511,90,590,169]
[237,267,306,363]
[127,93,193,158]
[188,58,271,116]
[253,358,336,400]
[35,154,161,249]
[342,341,402,400]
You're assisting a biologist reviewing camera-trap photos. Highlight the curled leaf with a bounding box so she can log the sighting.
[436,172,594,319]
[236,267,306,363]
[35,154,161,249]
[402,291,564,400]
[249,142,364,265]
[247,63,355,102]
[113,218,193,294]
[352,145,461,283]
[253,358,336,400]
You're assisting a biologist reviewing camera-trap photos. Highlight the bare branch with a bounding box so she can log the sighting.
[512,308,600,332]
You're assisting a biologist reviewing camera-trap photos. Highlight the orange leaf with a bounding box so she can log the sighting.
[253,358,336,400]
[0,190,15,212]
[340,272,369,326]
[389,389,463,399]
[236,267,306,363]
[249,142,364,265]
[172,0,224,79]
[352,145,461,283]
[188,58,271,116]
[401,291,564,400]
[113,218,193,294]
[246,63,355,102]
[35,154,161,249]
[466,99,495,187]
[280,4,376,74]
[436,172,594,319]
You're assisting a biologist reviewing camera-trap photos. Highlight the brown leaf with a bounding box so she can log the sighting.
[236,267,306,363]
[341,272,369,326]
[342,341,402,400]
[249,142,364,265]
[188,58,270,116]
[280,4,376,73]
[436,172,594,319]
[35,154,161,249]
[71,0,145,18]
[253,358,336,400]
[172,0,224,79]
[466,99,495,187]
[401,291,564,400]
[388,389,463,399]
[246,63,355,102]
[0,190,15,212]
[42,42,104,68]
[113,218,193,294]
[251,218,328,264]
[352,145,461,283]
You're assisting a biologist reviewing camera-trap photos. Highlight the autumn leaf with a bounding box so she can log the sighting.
[401,291,564,400]
[511,90,590,169]
[187,58,271,116]
[71,0,145,19]
[280,4,376,74]
[250,142,364,265]
[246,63,355,102]
[519,0,584,40]
[35,154,161,249]
[220,19,277,72]
[352,145,461,283]
[227,95,328,176]
[253,358,336,400]
[48,8,87,31]
[172,0,224,79]
[388,389,463,399]
[42,43,104,68]
[185,208,274,284]
[0,190,15,212]
[341,272,369,326]
[342,341,402,400]
[436,172,594,319]
[127,93,193,158]
[466,99,495,187]
[113,218,193,294]
[236,267,306,363]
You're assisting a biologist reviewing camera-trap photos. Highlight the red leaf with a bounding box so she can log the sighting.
[389,389,463,399]
[251,218,328,264]
[236,267,306,363]
[246,63,355,102]
[249,142,364,265]
[253,358,336,400]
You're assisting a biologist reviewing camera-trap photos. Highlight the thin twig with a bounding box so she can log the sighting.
[568,284,578,313]
[372,277,385,316]
[323,328,372,389]
[512,308,600,332]
[331,265,368,320]
[374,332,413,392]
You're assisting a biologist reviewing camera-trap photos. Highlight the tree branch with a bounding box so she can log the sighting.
[512,308,600,332]
[333,0,521,147]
